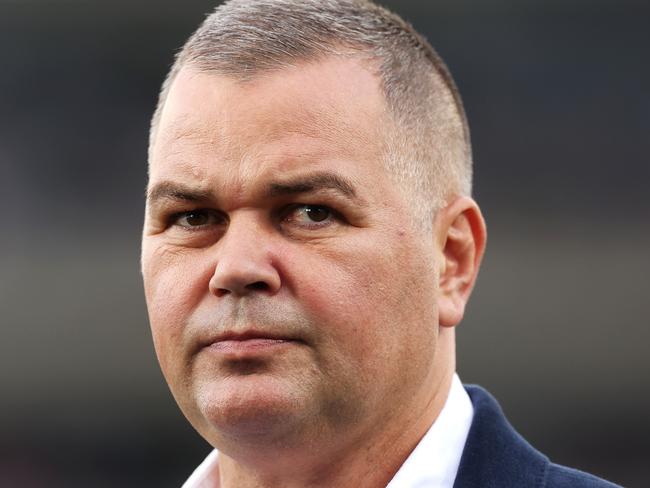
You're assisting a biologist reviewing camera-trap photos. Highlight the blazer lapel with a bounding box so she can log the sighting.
[453,385,549,488]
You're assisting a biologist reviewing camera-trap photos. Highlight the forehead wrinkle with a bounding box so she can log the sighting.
[260,107,381,167]
[151,61,390,207]
[229,68,381,150]
[155,61,386,165]
[159,113,232,157]
[152,124,240,191]
[241,96,346,146]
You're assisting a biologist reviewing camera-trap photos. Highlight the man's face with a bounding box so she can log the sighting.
[142,57,443,448]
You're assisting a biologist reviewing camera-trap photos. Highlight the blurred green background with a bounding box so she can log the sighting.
[1,0,648,486]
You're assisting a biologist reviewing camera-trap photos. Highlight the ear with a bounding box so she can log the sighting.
[434,196,487,328]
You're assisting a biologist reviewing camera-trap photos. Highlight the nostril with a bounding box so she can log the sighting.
[214,288,230,297]
[246,281,269,291]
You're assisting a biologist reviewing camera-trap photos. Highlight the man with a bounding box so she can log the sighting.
[141,1,619,486]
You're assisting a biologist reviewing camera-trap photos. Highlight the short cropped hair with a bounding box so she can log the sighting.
[150,0,473,223]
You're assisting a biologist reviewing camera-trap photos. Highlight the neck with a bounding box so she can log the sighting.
[216,330,456,488]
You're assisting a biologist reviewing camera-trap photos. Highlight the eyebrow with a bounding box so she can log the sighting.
[266,172,358,200]
[146,182,214,207]
[146,171,361,208]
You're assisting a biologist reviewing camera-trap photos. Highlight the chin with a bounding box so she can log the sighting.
[195,374,313,442]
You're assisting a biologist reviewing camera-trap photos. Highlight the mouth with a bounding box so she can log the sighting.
[204,331,305,358]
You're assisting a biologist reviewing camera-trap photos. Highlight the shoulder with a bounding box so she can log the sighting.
[546,463,620,488]
[454,385,620,488]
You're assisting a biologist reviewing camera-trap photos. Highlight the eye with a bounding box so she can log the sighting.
[172,209,223,229]
[298,205,331,222]
[284,205,334,227]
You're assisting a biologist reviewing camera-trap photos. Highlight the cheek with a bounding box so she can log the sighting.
[288,233,437,374]
[142,243,213,370]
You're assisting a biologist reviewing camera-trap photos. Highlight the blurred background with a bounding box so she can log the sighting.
[1,0,648,486]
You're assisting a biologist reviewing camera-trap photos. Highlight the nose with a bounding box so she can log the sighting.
[208,216,282,298]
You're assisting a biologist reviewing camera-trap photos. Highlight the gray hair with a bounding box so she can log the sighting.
[150,0,472,223]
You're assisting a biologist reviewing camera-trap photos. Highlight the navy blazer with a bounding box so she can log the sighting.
[453,385,620,488]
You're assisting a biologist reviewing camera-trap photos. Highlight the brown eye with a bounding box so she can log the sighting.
[173,210,221,229]
[303,206,330,222]
[286,205,334,226]
[185,212,210,226]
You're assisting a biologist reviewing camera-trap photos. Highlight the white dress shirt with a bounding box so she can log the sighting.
[385,374,473,487]
[182,374,473,488]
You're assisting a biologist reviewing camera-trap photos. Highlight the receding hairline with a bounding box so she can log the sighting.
[148,0,474,220]
[151,50,384,146]
[150,43,467,159]
[153,54,395,164]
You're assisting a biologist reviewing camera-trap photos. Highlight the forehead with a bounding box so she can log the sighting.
[149,57,389,185]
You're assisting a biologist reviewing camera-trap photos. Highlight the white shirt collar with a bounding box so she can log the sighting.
[183,374,473,488]
[182,448,219,488]
[385,373,473,488]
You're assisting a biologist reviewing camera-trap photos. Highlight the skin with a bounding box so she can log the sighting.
[142,56,486,488]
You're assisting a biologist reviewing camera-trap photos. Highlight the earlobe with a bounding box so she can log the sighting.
[436,197,487,328]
